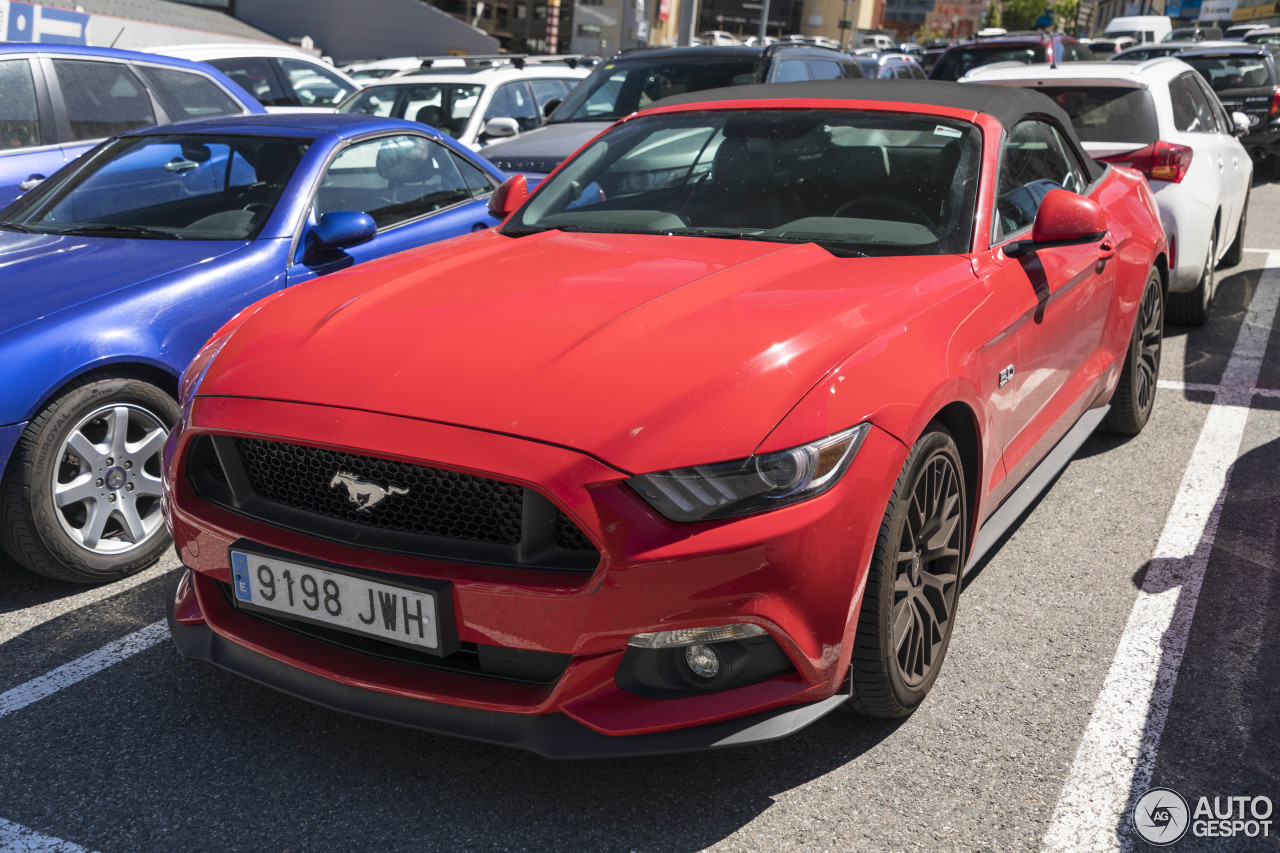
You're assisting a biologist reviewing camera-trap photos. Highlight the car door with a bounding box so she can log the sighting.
[287,133,500,286]
[0,56,63,206]
[983,119,1115,492]
[1188,71,1245,231]
[1168,71,1239,262]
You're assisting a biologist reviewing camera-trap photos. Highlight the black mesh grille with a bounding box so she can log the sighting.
[236,438,523,545]
[556,512,594,551]
[186,435,600,572]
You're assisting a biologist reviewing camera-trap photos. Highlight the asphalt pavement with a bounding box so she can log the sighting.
[1,177,1278,853]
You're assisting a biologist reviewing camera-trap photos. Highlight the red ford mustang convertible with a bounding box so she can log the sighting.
[163,80,1167,757]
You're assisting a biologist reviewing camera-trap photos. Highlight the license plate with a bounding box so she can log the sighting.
[230,550,442,653]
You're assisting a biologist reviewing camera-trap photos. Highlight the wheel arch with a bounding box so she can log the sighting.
[20,359,180,428]
[928,401,981,547]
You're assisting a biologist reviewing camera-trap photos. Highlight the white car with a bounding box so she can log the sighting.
[961,58,1252,324]
[150,43,361,111]
[337,63,589,150]
[341,56,425,81]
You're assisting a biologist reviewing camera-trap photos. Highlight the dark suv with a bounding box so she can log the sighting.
[1179,43,1280,173]
[479,45,863,178]
[929,34,1094,81]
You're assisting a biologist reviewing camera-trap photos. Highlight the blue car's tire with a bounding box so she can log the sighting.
[0,375,179,584]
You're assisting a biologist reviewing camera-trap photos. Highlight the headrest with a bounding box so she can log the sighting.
[711,138,772,195]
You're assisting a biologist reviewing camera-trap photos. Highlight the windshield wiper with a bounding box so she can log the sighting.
[0,221,35,233]
[48,224,184,240]
[668,229,870,257]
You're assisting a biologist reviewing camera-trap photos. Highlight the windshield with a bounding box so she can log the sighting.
[550,56,761,123]
[931,45,1046,81]
[3,134,309,241]
[1182,54,1275,90]
[505,109,981,256]
[1034,86,1159,144]
[340,83,483,139]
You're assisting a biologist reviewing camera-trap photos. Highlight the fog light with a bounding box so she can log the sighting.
[684,644,721,679]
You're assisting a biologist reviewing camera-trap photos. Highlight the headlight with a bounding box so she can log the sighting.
[629,423,870,522]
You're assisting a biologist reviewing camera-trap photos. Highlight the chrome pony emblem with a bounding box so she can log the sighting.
[329,471,409,512]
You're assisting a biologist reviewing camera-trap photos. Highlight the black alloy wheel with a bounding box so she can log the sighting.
[848,425,966,717]
[1105,268,1164,435]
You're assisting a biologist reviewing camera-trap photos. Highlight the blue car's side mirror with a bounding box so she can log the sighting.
[312,211,376,251]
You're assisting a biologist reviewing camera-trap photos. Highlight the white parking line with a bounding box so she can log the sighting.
[1042,253,1280,851]
[1158,379,1280,398]
[0,563,172,646]
[0,818,98,853]
[0,621,168,719]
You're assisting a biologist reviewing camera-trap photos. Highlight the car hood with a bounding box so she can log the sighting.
[0,231,250,334]
[479,121,611,174]
[201,230,973,473]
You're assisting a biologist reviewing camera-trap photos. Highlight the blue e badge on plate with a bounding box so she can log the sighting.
[231,552,252,602]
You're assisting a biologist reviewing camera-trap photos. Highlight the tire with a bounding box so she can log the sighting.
[846,425,966,718]
[1167,222,1215,326]
[1220,193,1247,269]
[0,375,179,584]
[1104,268,1164,436]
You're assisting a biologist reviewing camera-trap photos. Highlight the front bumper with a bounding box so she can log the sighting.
[168,605,851,758]
[164,396,904,753]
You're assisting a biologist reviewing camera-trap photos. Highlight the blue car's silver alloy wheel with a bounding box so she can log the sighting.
[53,403,168,555]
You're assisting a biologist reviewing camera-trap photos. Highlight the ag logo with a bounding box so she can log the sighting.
[1134,788,1190,846]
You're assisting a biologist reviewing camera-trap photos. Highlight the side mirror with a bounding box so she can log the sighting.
[311,211,377,252]
[1004,189,1107,257]
[488,174,528,220]
[542,98,563,118]
[1232,110,1251,137]
[482,117,522,142]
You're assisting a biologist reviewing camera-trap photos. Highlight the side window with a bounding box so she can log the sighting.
[0,59,42,150]
[806,60,845,81]
[994,120,1089,241]
[276,58,355,107]
[1190,74,1230,133]
[772,59,809,82]
[135,66,244,120]
[484,82,539,131]
[1170,73,1218,132]
[529,78,570,112]
[209,57,290,107]
[316,134,473,230]
[451,151,497,197]
[52,59,156,141]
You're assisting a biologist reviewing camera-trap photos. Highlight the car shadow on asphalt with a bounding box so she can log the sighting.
[1111,432,1280,850]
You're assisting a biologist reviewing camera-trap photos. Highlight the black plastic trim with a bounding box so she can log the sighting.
[168,612,849,759]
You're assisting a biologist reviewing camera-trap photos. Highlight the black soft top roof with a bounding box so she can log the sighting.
[653,79,1075,134]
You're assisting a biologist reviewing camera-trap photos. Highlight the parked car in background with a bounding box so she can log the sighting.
[151,43,361,110]
[0,43,264,207]
[1104,14,1173,44]
[1177,43,1280,175]
[1086,37,1138,56]
[163,79,1167,757]
[1243,27,1280,46]
[853,52,927,79]
[1163,26,1224,42]
[1112,40,1236,61]
[0,114,505,584]
[929,34,1094,80]
[340,57,424,81]
[1225,23,1268,41]
[339,62,590,150]
[480,44,863,179]
[962,57,1251,324]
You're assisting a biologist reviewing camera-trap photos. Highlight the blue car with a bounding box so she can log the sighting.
[0,43,267,207]
[0,113,506,583]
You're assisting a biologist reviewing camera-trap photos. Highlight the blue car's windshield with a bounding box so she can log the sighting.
[4,134,310,241]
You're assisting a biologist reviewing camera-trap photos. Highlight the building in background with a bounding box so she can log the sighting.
[927,0,984,38]
[0,0,279,49]
[698,0,801,40]
[882,0,932,39]
[1231,0,1280,26]
[800,0,886,45]
[1086,0,1167,36]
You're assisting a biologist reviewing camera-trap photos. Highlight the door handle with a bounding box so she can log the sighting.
[18,174,45,191]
